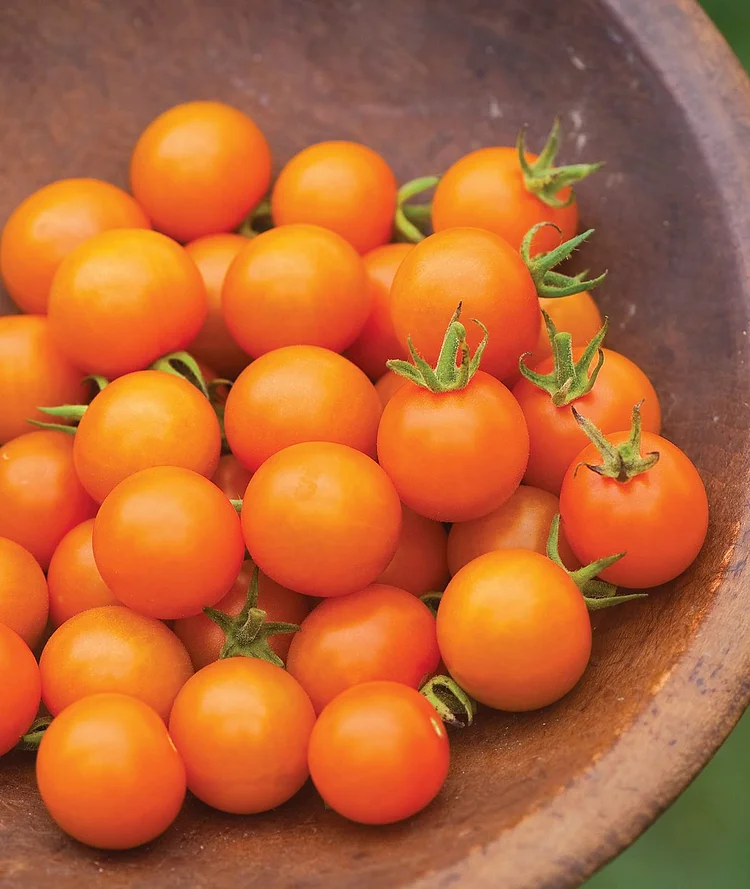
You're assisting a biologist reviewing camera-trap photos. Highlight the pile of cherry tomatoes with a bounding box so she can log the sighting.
[0,100,709,850]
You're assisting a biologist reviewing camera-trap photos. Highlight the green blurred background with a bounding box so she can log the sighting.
[586,2,750,887]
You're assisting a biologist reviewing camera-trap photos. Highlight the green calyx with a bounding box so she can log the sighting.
[238,198,273,238]
[387,303,488,392]
[18,716,53,751]
[421,675,476,729]
[521,223,607,298]
[394,175,439,243]
[150,351,210,398]
[27,374,109,434]
[572,400,660,482]
[204,566,300,669]
[517,118,602,209]
[420,591,443,617]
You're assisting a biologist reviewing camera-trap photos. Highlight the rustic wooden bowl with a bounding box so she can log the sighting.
[1,0,749,886]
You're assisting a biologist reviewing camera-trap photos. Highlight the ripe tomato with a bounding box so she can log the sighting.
[225,345,382,472]
[0,431,97,570]
[211,454,253,500]
[271,141,397,254]
[130,100,271,242]
[0,623,41,756]
[184,233,251,378]
[36,693,186,849]
[93,466,245,619]
[0,178,150,314]
[169,658,315,814]
[533,292,603,362]
[73,370,221,503]
[242,442,402,598]
[221,224,370,358]
[0,537,49,649]
[0,315,85,444]
[375,370,408,407]
[437,549,591,710]
[308,681,449,824]
[376,506,449,595]
[48,228,207,378]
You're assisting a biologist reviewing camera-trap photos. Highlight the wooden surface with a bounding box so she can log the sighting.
[1,0,749,887]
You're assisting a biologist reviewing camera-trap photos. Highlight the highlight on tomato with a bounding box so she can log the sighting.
[376,506,449,596]
[0,537,49,650]
[0,622,41,756]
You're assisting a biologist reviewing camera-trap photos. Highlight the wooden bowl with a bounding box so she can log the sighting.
[1,0,749,886]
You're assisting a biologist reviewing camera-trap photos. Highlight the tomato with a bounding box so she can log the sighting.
[211,454,253,500]
[47,228,207,378]
[169,658,315,814]
[376,506,449,595]
[0,537,48,649]
[375,370,408,407]
[73,370,221,503]
[130,100,271,243]
[0,178,150,314]
[184,233,251,378]
[36,693,186,849]
[0,431,97,570]
[225,345,382,472]
[0,315,85,444]
[533,293,603,362]
[308,681,449,824]
[221,224,370,358]
[437,549,591,710]
[0,623,41,756]
[93,466,245,619]
[271,141,397,255]
[242,442,402,598]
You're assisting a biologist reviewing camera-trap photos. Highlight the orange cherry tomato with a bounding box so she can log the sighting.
[389,228,540,383]
[0,623,41,755]
[0,178,150,314]
[173,560,312,669]
[183,233,251,378]
[73,370,221,503]
[169,658,315,814]
[37,693,186,849]
[0,431,97,570]
[130,101,271,243]
[374,370,408,407]
[0,537,48,649]
[0,315,85,445]
[242,442,402,598]
[376,506,449,595]
[48,229,207,378]
[437,549,591,710]
[221,224,370,358]
[271,141,397,255]
[308,681,450,824]
[225,345,382,472]
[93,466,245,620]
[47,519,118,626]
[211,454,253,500]
[533,293,603,362]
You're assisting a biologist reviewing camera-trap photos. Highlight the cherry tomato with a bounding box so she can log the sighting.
[533,293,603,362]
[130,101,271,243]
[0,623,41,756]
[375,370,408,407]
[0,537,48,649]
[308,681,449,824]
[48,228,207,378]
[47,519,118,626]
[73,370,221,503]
[184,233,251,378]
[93,466,245,619]
[211,454,253,500]
[377,506,449,595]
[271,141,397,254]
[0,178,150,314]
[36,693,186,849]
[225,345,382,472]
[0,431,97,570]
[221,224,370,358]
[242,442,402,598]
[169,658,315,814]
[437,549,591,710]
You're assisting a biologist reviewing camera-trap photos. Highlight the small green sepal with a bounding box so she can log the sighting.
[394,175,439,242]
[150,351,209,398]
[572,401,660,482]
[520,223,607,298]
[420,591,443,617]
[421,675,476,728]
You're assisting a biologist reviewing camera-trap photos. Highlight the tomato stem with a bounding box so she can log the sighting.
[18,716,53,751]
[421,675,476,728]
[572,401,660,482]
[521,223,607,298]
[420,591,443,617]
[394,175,439,243]
[150,351,210,398]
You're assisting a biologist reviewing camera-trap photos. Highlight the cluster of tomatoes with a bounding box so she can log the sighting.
[0,100,709,850]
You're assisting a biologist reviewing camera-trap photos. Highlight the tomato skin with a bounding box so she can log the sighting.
[0,178,150,314]
[130,101,271,243]
[93,466,245,620]
[560,432,709,588]
[374,370,408,408]
[221,224,370,358]
[242,442,402,598]
[169,658,315,814]
[0,431,97,570]
[377,507,449,595]
[377,371,529,522]
[36,693,186,849]
[0,623,41,756]
[225,345,382,472]
[271,141,397,255]
[437,549,591,711]
[0,537,49,649]
[512,348,661,495]
[533,293,603,362]
[48,228,207,378]
[211,454,253,501]
[308,681,449,824]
